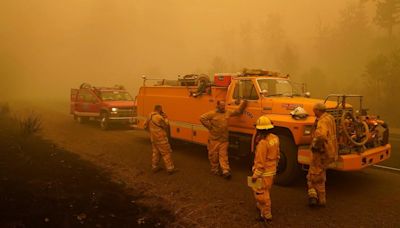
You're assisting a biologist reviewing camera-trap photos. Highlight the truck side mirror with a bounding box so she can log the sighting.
[261,89,268,97]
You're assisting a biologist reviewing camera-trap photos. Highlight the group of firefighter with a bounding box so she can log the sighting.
[143,100,338,224]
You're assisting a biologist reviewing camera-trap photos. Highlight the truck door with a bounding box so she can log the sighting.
[226,79,261,130]
[76,90,100,116]
[257,78,277,114]
[70,89,78,114]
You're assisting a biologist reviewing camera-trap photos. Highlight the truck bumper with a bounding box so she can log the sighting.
[298,144,392,171]
[108,117,137,124]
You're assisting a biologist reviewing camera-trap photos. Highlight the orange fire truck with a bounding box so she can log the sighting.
[135,69,391,185]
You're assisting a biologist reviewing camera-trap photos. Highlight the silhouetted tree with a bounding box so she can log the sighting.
[312,1,372,90]
[301,67,328,98]
[362,49,400,125]
[209,56,227,76]
[239,21,256,67]
[259,14,286,67]
[276,44,299,76]
[374,0,400,37]
[339,1,370,39]
[314,17,332,61]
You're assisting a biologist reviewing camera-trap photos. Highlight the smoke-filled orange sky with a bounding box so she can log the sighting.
[0,0,380,99]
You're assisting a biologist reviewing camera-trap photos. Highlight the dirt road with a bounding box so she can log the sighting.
[381,132,400,169]
[13,101,400,227]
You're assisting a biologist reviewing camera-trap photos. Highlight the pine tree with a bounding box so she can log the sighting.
[374,0,400,37]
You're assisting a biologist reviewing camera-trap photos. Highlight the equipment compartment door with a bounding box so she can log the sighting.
[192,124,209,145]
[169,121,193,142]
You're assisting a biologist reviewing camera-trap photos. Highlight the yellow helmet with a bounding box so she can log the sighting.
[256,116,274,130]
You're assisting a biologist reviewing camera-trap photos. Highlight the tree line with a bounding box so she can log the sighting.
[208,0,400,126]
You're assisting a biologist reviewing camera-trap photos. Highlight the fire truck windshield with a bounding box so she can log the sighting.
[257,79,294,97]
[100,91,133,101]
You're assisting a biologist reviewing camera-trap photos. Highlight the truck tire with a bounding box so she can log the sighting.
[100,112,109,130]
[274,135,301,186]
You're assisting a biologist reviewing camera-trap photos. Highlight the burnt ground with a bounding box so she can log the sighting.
[0,114,174,228]
[3,101,400,228]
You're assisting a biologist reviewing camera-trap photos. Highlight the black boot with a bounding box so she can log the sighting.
[222,172,231,180]
[152,167,162,173]
[167,168,178,175]
[264,217,272,225]
[308,197,318,207]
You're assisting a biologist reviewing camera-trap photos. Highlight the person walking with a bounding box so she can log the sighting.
[251,116,280,223]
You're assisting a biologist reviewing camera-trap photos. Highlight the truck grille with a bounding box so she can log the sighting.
[326,108,353,119]
[115,108,135,117]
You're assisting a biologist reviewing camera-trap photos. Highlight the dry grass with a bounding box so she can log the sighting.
[17,111,42,137]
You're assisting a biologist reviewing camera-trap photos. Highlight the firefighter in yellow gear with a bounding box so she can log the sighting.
[144,105,176,174]
[200,100,247,179]
[307,103,338,206]
[251,116,280,223]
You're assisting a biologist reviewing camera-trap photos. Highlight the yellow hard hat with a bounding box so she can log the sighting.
[256,115,274,130]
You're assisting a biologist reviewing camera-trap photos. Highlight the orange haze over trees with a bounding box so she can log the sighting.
[0,0,399,125]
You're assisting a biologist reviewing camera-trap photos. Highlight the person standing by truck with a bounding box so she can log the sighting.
[144,105,176,175]
[251,116,280,223]
[200,100,247,179]
[307,103,338,207]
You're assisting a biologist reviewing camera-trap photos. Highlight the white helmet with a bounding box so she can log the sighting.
[290,107,308,120]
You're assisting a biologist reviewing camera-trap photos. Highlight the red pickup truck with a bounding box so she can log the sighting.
[70,83,136,130]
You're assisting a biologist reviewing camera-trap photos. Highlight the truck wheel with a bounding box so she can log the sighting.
[100,113,109,130]
[274,135,301,186]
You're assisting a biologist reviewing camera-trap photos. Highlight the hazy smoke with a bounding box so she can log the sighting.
[1,0,399,124]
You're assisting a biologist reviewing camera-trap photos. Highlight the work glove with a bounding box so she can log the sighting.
[311,137,324,153]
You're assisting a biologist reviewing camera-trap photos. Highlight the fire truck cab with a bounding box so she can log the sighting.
[70,83,136,130]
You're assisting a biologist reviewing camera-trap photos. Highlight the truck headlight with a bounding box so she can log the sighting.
[304,125,313,135]
[111,107,118,112]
